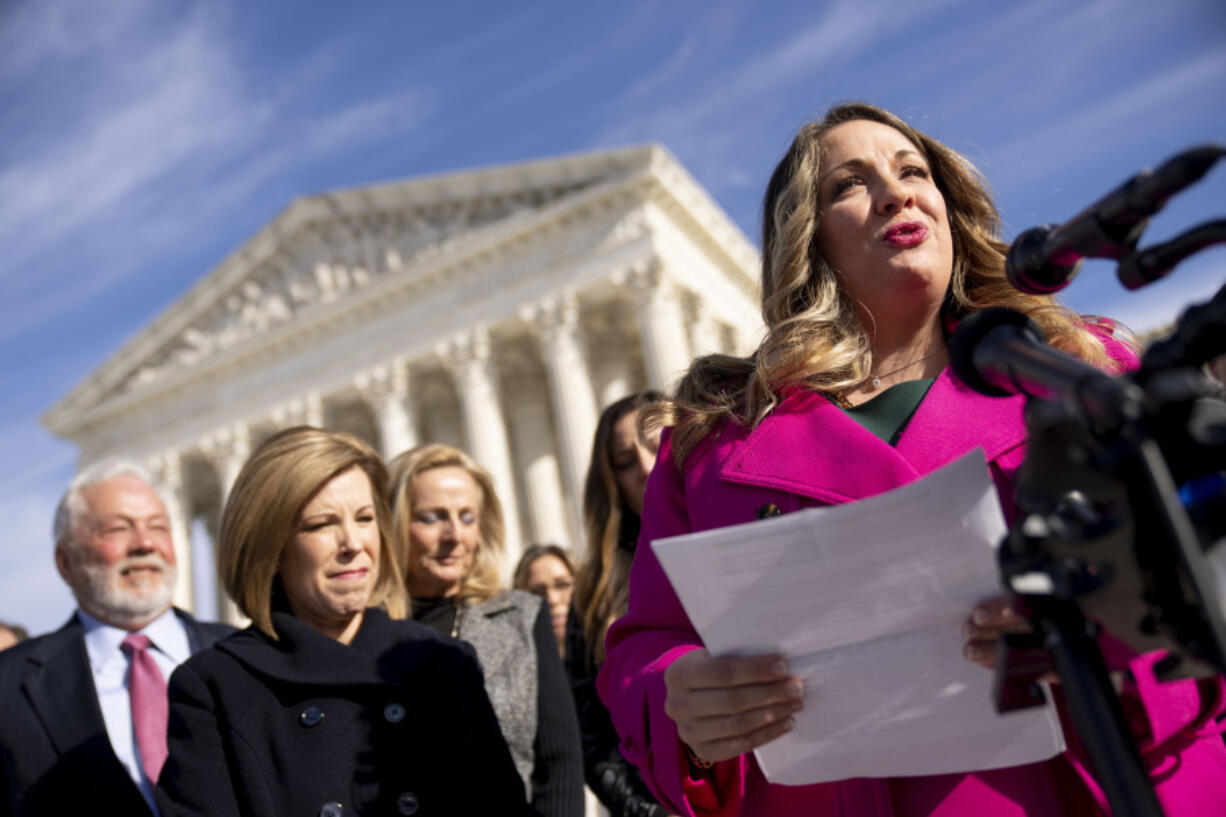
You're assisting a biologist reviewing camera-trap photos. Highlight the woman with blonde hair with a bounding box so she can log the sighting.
[597,103,1226,816]
[388,443,583,817]
[156,427,529,816]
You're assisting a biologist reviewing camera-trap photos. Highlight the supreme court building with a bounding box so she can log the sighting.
[43,145,762,624]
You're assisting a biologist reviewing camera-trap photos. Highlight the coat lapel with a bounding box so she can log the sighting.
[21,617,111,757]
[720,388,920,503]
[719,368,1027,503]
[895,368,1027,474]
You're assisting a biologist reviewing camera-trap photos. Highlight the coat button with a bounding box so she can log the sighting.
[318,803,344,817]
[300,705,325,727]
[396,792,419,815]
[383,702,406,724]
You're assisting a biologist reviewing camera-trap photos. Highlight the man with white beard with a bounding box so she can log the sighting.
[0,460,233,817]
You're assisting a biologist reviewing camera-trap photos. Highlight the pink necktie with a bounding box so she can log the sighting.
[121,633,169,784]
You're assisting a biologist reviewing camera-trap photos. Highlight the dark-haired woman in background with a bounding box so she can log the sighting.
[514,544,576,660]
[571,390,671,817]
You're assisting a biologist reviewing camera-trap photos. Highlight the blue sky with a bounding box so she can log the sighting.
[2,0,1224,635]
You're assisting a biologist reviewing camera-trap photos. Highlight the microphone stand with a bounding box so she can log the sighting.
[995,399,1166,817]
[991,290,1226,817]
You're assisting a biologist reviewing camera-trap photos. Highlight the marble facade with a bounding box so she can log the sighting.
[43,145,762,624]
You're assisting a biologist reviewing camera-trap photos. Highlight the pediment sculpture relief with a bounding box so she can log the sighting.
[119,184,596,394]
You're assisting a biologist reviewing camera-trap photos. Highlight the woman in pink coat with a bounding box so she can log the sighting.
[597,102,1226,816]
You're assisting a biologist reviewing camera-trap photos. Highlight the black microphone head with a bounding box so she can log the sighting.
[1006,225,1083,294]
[950,307,1044,397]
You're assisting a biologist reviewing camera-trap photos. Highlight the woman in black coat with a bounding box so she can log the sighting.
[156,427,532,817]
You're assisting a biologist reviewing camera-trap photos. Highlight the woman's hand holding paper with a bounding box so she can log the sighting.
[663,649,805,765]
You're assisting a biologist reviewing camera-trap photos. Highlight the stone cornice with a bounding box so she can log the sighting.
[640,146,760,297]
[44,145,760,440]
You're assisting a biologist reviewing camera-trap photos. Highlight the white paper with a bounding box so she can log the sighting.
[651,449,1066,786]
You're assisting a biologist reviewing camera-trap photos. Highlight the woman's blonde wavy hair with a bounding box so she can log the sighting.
[669,102,1125,463]
[217,426,407,639]
[386,443,506,605]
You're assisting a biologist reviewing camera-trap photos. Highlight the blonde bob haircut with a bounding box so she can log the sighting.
[386,443,505,605]
[668,101,1128,463]
[218,426,407,639]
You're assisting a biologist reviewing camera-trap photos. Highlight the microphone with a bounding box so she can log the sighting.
[1006,144,1225,294]
[950,307,1143,429]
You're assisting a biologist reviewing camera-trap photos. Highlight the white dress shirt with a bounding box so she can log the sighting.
[79,607,191,816]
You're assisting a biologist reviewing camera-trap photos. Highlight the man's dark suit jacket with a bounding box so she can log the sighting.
[0,608,233,817]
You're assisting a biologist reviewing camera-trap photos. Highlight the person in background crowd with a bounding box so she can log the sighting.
[156,427,530,817]
[0,621,29,652]
[571,390,671,817]
[1207,354,1226,388]
[514,544,577,659]
[388,443,584,817]
[598,103,1226,816]
[0,460,233,817]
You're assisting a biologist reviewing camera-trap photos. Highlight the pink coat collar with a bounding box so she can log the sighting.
[720,367,1027,503]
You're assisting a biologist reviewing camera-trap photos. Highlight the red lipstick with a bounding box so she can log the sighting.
[884,221,928,247]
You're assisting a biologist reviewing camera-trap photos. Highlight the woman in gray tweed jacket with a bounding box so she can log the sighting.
[388,443,584,817]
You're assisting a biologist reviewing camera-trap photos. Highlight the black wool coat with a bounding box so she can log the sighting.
[155,608,536,817]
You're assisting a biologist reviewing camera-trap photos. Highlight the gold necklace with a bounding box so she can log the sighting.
[450,597,461,639]
[868,347,944,389]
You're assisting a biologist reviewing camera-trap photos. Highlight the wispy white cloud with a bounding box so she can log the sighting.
[618,36,699,103]
[591,0,955,159]
[986,47,1226,196]
[0,1,440,346]
[476,1,666,115]
[0,3,255,282]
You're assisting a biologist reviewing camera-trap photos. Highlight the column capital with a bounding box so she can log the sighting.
[199,422,251,464]
[354,358,409,401]
[145,450,183,491]
[269,393,323,428]
[612,257,669,304]
[519,293,580,341]
[435,326,492,373]
[356,359,418,459]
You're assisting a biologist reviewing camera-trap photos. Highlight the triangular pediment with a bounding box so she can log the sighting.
[44,143,760,440]
[45,145,676,431]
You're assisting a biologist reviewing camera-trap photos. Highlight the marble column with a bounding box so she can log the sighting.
[200,422,252,626]
[505,380,572,548]
[597,370,633,410]
[585,310,639,409]
[355,360,418,459]
[730,321,757,357]
[521,294,598,543]
[689,298,724,360]
[147,451,194,612]
[437,328,524,573]
[617,259,692,390]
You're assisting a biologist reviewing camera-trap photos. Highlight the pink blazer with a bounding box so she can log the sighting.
[598,364,1226,816]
